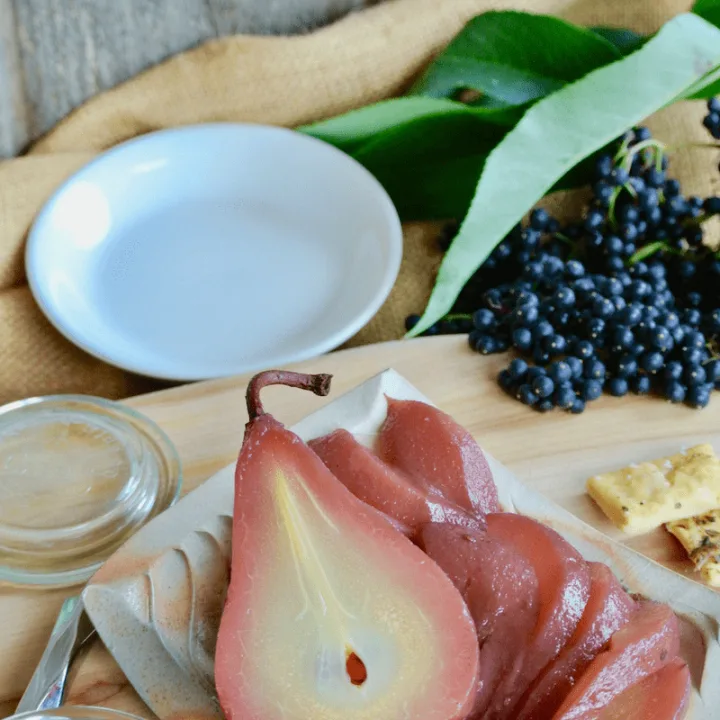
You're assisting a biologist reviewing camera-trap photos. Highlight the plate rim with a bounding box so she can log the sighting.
[25,122,404,381]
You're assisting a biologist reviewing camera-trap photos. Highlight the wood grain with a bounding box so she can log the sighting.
[0,0,28,156]
[0,0,368,158]
[1,335,718,717]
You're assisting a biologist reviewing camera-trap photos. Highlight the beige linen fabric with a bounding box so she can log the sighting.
[0,0,710,402]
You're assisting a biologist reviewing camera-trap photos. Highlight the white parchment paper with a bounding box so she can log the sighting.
[84,369,720,720]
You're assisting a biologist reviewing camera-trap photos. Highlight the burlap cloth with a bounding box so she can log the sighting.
[0,0,714,403]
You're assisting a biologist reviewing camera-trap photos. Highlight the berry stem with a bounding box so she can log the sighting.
[622,181,638,198]
[616,138,666,171]
[692,212,717,225]
[613,133,634,162]
[444,313,473,321]
[607,186,622,226]
[628,241,668,265]
[246,370,332,421]
[654,150,664,172]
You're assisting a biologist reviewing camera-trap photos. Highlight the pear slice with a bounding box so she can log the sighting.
[417,522,540,718]
[378,397,499,517]
[215,371,480,720]
[484,513,591,717]
[517,562,636,720]
[552,601,681,720]
[309,428,483,536]
[596,659,690,720]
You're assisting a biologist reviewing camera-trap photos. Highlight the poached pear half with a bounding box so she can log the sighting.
[215,371,480,720]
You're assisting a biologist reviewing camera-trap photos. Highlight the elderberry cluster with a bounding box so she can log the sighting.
[703,97,720,139]
[473,256,720,411]
[407,104,720,413]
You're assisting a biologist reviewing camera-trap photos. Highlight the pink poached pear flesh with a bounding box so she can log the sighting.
[309,429,484,537]
[485,513,592,718]
[596,659,691,720]
[417,523,540,719]
[214,371,480,720]
[551,601,682,720]
[378,397,499,517]
[517,562,637,720]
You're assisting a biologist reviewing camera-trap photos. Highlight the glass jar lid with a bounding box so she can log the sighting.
[8,706,146,720]
[0,395,182,588]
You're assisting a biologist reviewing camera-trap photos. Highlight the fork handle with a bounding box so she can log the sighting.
[15,596,96,714]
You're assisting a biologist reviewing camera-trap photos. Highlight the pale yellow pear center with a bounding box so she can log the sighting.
[243,467,444,719]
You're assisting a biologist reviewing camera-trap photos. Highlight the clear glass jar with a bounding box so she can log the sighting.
[0,395,181,588]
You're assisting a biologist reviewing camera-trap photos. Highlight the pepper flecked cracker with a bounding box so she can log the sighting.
[586,444,720,534]
[667,510,720,588]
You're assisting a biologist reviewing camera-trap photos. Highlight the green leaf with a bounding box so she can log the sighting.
[303,98,592,222]
[682,1,720,98]
[693,0,720,28]
[467,95,516,109]
[298,97,518,155]
[692,0,720,98]
[628,241,668,264]
[590,26,647,55]
[408,13,720,337]
[683,64,720,99]
[298,98,464,154]
[300,98,515,220]
[409,11,622,105]
[350,113,507,220]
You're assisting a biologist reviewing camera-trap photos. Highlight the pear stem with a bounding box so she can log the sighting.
[246,370,333,420]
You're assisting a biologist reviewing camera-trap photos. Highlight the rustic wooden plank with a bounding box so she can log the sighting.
[0,336,718,718]
[0,0,29,157]
[0,0,367,158]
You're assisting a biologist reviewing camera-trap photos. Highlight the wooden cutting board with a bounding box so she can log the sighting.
[2,335,718,719]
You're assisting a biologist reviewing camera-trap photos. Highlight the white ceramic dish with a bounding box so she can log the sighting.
[26,124,403,381]
[83,370,720,720]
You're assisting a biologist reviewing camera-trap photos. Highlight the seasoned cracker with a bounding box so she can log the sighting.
[666,510,720,587]
[586,444,720,533]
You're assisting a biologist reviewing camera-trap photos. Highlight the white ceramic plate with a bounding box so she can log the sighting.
[26,124,403,381]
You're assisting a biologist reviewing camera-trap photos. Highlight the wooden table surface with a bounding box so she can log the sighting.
[0,0,372,158]
[1,335,718,718]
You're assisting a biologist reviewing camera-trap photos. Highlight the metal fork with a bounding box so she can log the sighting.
[15,596,96,714]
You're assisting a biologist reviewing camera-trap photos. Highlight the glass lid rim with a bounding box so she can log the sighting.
[0,392,164,421]
[0,393,183,589]
[7,704,148,720]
